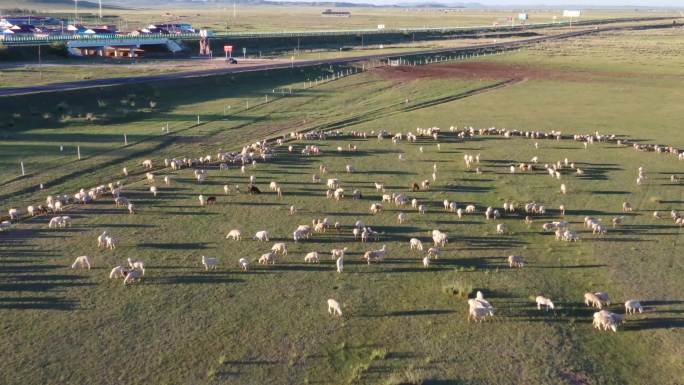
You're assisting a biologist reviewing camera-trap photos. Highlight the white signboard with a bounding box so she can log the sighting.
[518,13,528,21]
[562,10,581,18]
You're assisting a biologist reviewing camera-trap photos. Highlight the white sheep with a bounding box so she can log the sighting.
[409,238,424,251]
[271,242,288,255]
[142,159,153,169]
[226,229,242,241]
[253,230,269,242]
[9,208,19,220]
[560,184,567,195]
[127,203,135,214]
[150,186,158,197]
[127,258,145,275]
[331,247,348,260]
[370,203,383,214]
[508,255,523,268]
[304,251,320,263]
[327,299,343,317]
[48,216,63,228]
[201,255,219,270]
[456,208,464,219]
[123,269,143,285]
[238,258,250,271]
[71,255,91,270]
[109,265,127,279]
[427,247,440,258]
[422,256,430,268]
[625,299,643,314]
[465,205,476,214]
[496,223,507,235]
[584,292,603,309]
[535,296,555,311]
[258,252,276,265]
[198,194,206,206]
[105,236,116,250]
[397,212,407,224]
[364,244,387,264]
[336,256,344,273]
[418,205,426,215]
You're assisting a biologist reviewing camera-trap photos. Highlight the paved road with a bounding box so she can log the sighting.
[0,23,668,98]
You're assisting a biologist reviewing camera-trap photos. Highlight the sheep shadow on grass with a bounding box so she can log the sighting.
[0,296,78,311]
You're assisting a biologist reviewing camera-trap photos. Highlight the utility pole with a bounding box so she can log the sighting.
[98,0,102,19]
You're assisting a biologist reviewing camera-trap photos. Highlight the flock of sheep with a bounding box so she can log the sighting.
[2,123,682,333]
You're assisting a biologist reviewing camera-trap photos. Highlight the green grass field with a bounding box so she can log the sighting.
[0,27,683,385]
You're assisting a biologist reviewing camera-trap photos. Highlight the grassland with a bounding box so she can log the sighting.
[0,27,683,385]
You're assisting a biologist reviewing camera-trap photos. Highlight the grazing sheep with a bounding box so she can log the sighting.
[427,247,440,258]
[105,236,116,250]
[374,182,385,192]
[370,203,383,214]
[201,255,219,270]
[560,184,567,195]
[258,252,277,265]
[150,186,158,197]
[271,242,288,255]
[224,185,230,195]
[109,266,127,279]
[253,230,270,242]
[127,203,135,214]
[123,269,143,285]
[198,194,206,206]
[206,197,217,205]
[409,238,424,251]
[48,216,63,228]
[336,256,344,273]
[327,299,342,317]
[612,216,624,228]
[431,230,448,247]
[127,258,145,275]
[456,208,464,219]
[422,256,431,268]
[397,212,407,224]
[559,204,566,216]
[418,205,426,215]
[593,310,624,332]
[122,167,129,176]
[71,255,91,270]
[142,159,153,169]
[331,247,348,260]
[226,229,242,241]
[465,205,476,214]
[60,216,72,227]
[622,202,633,212]
[584,292,603,309]
[238,258,250,271]
[508,255,524,268]
[594,292,611,306]
[625,299,643,314]
[535,296,555,311]
[304,251,320,263]
[364,244,387,264]
[496,223,507,235]
[9,208,19,220]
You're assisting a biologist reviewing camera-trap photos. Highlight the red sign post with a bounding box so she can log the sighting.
[224,45,233,59]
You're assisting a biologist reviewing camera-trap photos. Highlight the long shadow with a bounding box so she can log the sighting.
[153,274,243,285]
[624,317,684,330]
[0,296,78,310]
[360,309,456,318]
[137,242,213,250]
